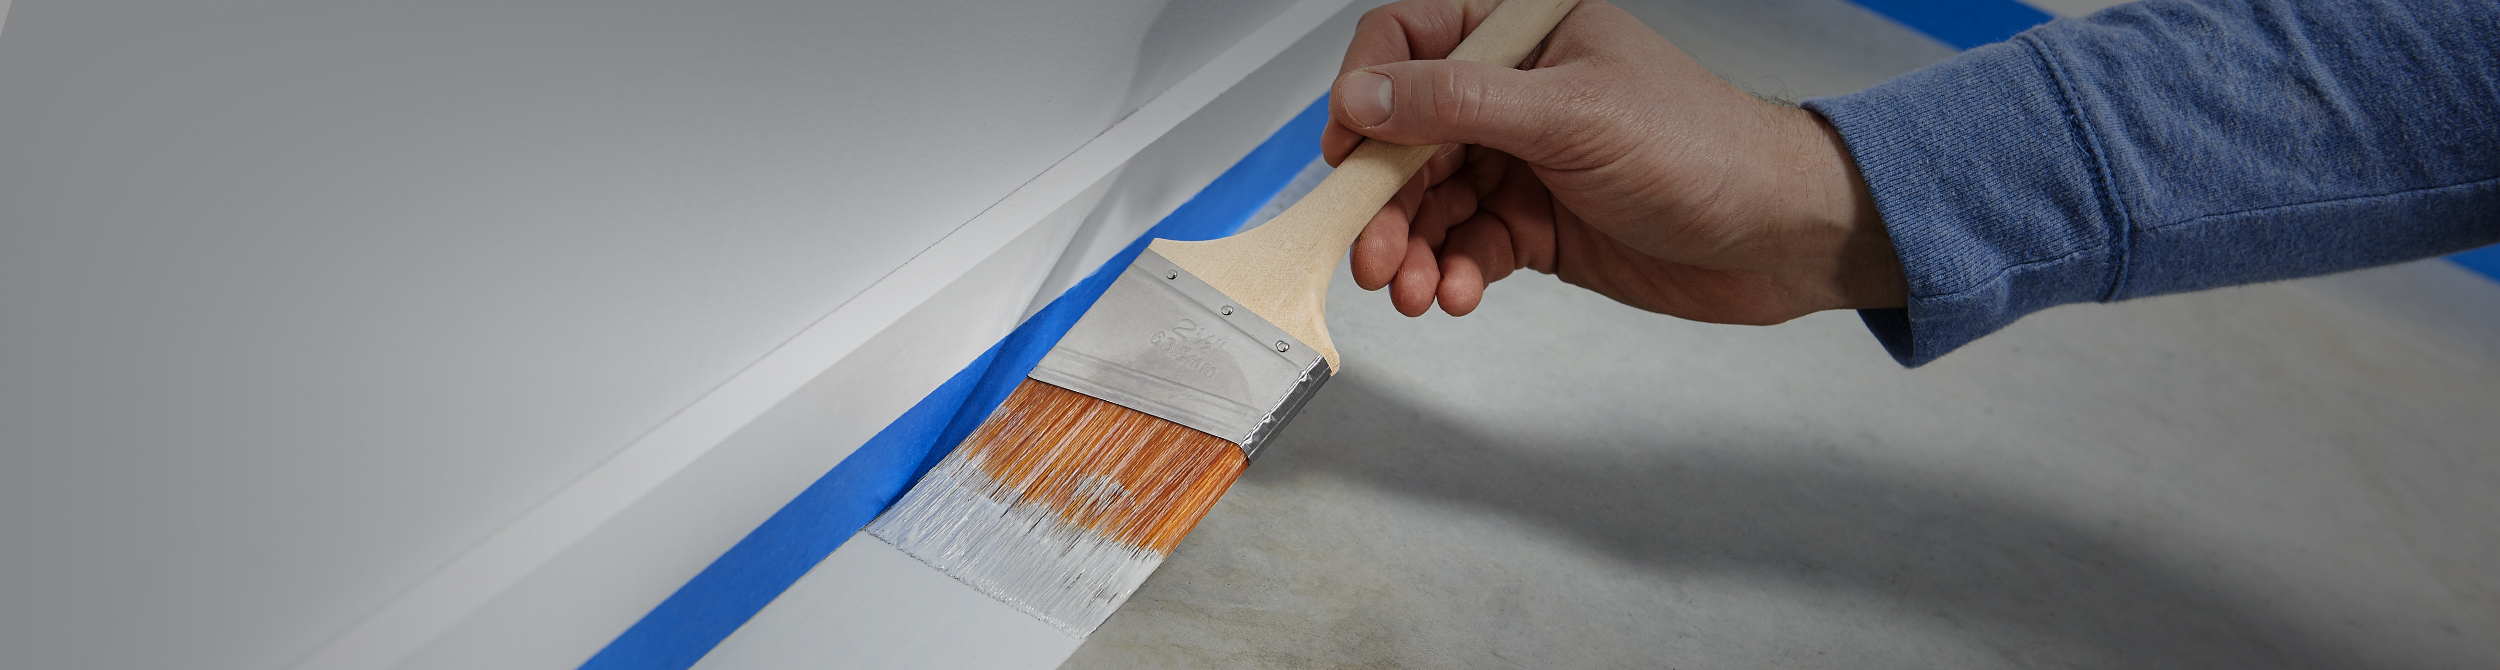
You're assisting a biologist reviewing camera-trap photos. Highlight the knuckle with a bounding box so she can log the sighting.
[1431,66,1488,128]
[1356,7,1395,32]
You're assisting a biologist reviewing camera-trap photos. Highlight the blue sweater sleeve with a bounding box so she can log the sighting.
[1802,0,2500,367]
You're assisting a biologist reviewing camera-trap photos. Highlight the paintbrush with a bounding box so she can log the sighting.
[866,0,1580,637]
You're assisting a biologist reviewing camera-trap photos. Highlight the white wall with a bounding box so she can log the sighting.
[0,1,1299,668]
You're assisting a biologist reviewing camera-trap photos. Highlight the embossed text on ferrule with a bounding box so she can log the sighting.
[1148,319,1227,380]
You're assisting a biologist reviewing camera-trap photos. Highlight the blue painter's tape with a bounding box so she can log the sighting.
[2452,244,2500,283]
[579,94,1333,670]
[1843,0,2053,50]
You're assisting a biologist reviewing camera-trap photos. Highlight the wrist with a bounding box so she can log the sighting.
[1776,107,1905,312]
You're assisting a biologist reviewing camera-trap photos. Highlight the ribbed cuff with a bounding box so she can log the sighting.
[1804,35,2128,367]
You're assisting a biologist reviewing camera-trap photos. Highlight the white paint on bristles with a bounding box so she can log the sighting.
[869,453,1168,637]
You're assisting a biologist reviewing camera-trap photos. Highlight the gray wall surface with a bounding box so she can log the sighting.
[0,1,1295,667]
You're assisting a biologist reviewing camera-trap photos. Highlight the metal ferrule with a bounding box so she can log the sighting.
[1028,249,1330,461]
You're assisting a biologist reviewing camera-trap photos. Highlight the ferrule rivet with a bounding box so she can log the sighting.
[1274,341,1290,352]
[1220,305,1234,315]
[1165,270,1179,280]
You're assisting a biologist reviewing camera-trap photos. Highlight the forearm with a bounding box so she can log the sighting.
[1807,0,2500,366]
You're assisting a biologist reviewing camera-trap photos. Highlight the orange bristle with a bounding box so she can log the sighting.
[955,380,1246,555]
[865,379,1248,635]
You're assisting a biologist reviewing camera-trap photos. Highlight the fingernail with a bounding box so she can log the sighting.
[1345,71,1392,127]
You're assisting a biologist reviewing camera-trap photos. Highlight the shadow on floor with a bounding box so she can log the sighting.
[1244,374,2372,669]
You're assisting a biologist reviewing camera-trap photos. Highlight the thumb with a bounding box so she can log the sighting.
[1331,59,1586,166]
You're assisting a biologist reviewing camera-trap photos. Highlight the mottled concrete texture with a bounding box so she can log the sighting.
[1062,1,2500,668]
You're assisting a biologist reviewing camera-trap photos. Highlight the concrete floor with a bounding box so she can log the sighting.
[1062,1,2500,668]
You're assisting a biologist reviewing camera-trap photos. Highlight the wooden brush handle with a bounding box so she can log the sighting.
[1150,0,1579,371]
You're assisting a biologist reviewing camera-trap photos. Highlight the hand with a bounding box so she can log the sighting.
[1325,0,1906,322]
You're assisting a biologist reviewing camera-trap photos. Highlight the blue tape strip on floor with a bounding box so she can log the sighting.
[577,94,1331,670]
[1842,0,2053,51]
[2453,244,2500,282]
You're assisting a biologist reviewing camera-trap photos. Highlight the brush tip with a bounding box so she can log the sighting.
[867,380,1246,636]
